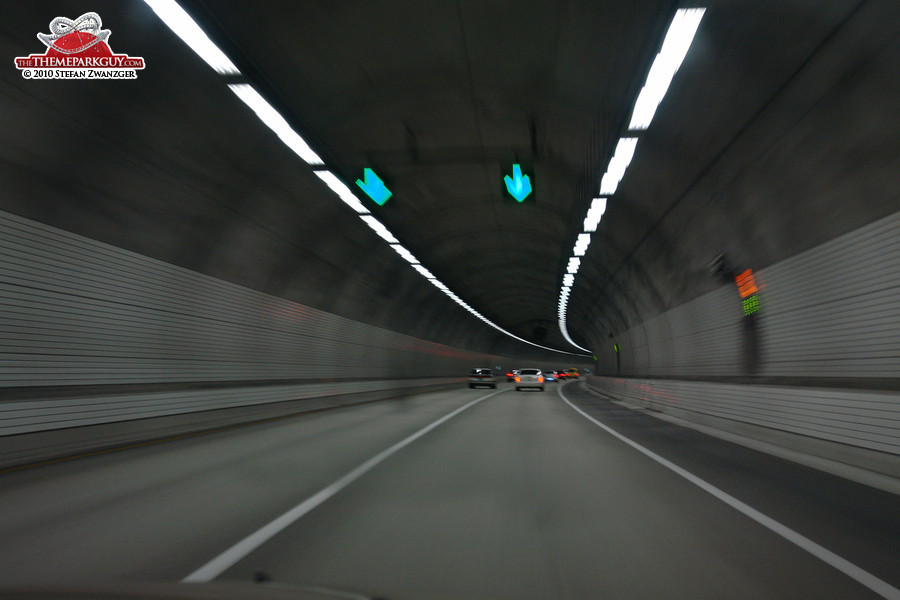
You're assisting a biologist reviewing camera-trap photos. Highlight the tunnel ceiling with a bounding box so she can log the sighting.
[1,1,897,358]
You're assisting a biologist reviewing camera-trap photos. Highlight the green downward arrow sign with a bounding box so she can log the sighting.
[356,168,392,205]
[504,164,532,202]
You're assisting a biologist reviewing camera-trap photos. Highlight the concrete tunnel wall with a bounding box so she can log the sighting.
[585,210,900,477]
[0,202,896,476]
[0,207,585,467]
[572,0,899,356]
[593,210,900,381]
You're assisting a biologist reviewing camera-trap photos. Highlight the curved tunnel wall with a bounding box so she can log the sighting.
[0,208,550,443]
[586,209,900,474]
[593,210,899,381]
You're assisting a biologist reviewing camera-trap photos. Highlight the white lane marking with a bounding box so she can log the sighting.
[183,389,503,583]
[558,384,900,600]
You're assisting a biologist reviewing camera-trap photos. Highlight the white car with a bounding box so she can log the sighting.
[468,368,497,389]
[514,368,545,391]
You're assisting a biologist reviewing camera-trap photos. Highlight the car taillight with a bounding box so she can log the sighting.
[538,376,544,383]
[515,376,520,382]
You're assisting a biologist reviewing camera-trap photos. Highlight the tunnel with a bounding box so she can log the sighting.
[1,2,898,599]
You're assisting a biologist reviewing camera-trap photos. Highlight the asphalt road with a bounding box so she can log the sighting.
[1,382,898,600]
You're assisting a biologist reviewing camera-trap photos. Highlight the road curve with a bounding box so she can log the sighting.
[1,382,898,599]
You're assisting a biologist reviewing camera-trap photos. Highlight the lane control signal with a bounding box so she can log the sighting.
[504,164,533,202]
[356,168,392,206]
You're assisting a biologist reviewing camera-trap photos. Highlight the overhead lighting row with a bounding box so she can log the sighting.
[557,7,706,353]
[145,0,588,357]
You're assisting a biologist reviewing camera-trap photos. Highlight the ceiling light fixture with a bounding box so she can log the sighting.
[228,84,324,166]
[628,8,706,130]
[412,264,435,279]
[598,173,620,196]
[143,0,240,75]
[573,233,591,257]
[360,215,398,243]
[313,171,369,214]
[583,198,607,232]
[389,244,418,264]
[558,7,705,355]
[606,137,639,182]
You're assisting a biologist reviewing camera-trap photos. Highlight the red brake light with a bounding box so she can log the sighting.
[515,376,520,382]
[538,376,544,383]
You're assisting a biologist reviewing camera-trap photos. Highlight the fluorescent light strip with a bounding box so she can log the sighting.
[389,244,418,264]
[228,84,324,166]
[557,285,590,352]
[584,197,607,232]
[143,0,240,75]
[427,281,587,355]
[629,8,705,130]
[605,137,639,182]
[313,171,369,214]
[573,233,591,257]
[599,137,638,195]
[558,316,591,353]
[598,172,620,196]
[360,215,398,244]
[558,8,705,353]
[413,264,435,279]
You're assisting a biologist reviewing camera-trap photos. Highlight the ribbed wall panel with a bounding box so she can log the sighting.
[621,286,742,377]
[587,377,900,455]
[759,211,900,377]
[614,210,900,378]
[0,211,502,389]
[0,378,462,436]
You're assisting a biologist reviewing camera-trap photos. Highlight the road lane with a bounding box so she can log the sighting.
[2,381,896,599]
[0,387,488,584]
[182,390,501,582]
[559,383,900,600]
[561,381,900,592]
[213,383,892,599]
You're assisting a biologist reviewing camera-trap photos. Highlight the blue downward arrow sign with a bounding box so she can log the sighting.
[356,168,392,205]
[504,164,532,202]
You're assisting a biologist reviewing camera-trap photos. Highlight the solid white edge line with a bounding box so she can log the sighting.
[557,383,900,600]
[182,389,504,583]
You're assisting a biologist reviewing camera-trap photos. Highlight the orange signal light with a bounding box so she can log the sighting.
[735,269,758,299]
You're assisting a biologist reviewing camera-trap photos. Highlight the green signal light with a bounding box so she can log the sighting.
[742,294,761,316]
